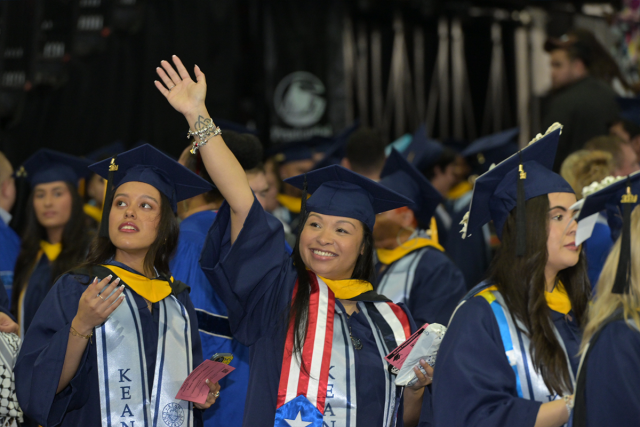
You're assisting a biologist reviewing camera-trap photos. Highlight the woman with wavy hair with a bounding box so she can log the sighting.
[571,173,640,427]
[15,144,220,426]
[432,125,590,427]
[11,150,94,336]
[155,55,433,427]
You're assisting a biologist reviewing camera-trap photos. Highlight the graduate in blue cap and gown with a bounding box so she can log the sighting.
[10,149,94,336]
[446,128,519,288]
[154,55,434,427]
[15,144,221,427]
[375,149,466,326]
[398,125,456,246]
[432,123,591,427]
[569,171,640,427]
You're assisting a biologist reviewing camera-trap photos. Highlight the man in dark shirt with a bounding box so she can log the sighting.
[541,34,620,172]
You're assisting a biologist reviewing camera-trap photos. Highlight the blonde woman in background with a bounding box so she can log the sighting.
[571,193,640,427]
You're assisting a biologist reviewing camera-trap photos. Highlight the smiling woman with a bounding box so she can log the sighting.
[15,144,220,427]
[153,55,433,427]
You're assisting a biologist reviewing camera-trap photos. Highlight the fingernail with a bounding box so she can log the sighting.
[107,274,113,280]
[205,379,210,384]
[420,358,426,364]
[114,278,121,284]
[93,276,98,283]
[119,294,125,299]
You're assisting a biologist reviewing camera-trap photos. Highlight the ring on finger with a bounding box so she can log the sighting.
[214,391,220,398]
[98,294,105,300]
[168,85,176,91]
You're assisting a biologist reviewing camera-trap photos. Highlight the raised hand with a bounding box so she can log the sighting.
[154,55,207,116]
[73,275,126,335]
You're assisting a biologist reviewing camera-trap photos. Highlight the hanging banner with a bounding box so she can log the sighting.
[265,0,342,144]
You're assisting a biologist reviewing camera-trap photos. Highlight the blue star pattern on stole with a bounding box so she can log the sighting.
[275,395,323,427]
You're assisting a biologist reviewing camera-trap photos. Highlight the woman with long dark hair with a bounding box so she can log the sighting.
[432,125,590,427]
[11,149,94,335]
[156,56,433,427]
[15,144,220,426]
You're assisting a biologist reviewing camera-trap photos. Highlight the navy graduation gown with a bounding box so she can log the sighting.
[171,210,250,427]
[14,260,204,427]
[583,320,640,426]
[376,247,466,326]
[21,254,53,334]
[432,296,581,427]
[200,198,420,427]
[0,219,20,300]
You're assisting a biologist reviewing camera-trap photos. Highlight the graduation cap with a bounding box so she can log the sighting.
[462,128,520,175]
[616,96,640,128]
[401,124,444,172]
[266,136,332,164]
[89,144,214,236]
[573,172,640,294]
[379,149,443,226]
[460,123,574,256]
[284,165,412,231]
[19,149,92,187]
[312,121,360,171]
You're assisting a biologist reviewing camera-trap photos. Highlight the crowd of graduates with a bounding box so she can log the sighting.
[0,29,638,427]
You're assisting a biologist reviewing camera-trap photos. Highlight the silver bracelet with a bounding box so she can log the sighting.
[189,126,221,154]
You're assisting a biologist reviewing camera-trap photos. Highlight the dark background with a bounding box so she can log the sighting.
[0,0,621,166]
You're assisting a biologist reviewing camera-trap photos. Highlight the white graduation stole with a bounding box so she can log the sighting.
[96,288,194,427]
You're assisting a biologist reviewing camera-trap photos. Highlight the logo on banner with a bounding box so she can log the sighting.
[162,403,184,427]
[274,71,327,128]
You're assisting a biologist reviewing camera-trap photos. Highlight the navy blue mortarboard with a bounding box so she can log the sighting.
[616,96,640,127]
[19,149,92,187]
[379,149,443,226]
[266,136,332,164]
[89,144,213,235]
[284,165,412,231]
[86,141,126,162]
[401,124,444,172]
[461,123,574,250]
[462,128,520,175]
[574,172,640,294]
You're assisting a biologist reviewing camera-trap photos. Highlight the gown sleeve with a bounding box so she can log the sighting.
[432,297,542,427]
[585,320,640,427]
[15,274,93,427]
[199,197,296,346]
[409,249,466,326]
